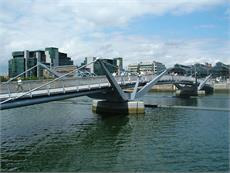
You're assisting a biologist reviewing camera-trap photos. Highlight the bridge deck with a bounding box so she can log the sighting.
[0,80,138,103]
[0,75,212,105]
[0,83,109,101]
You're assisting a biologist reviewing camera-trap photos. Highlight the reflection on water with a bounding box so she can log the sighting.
[1,93,229,172]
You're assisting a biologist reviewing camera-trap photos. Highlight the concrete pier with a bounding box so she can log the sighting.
[175,90,205,97]
[92,100,145,115]
[197,90,206,96]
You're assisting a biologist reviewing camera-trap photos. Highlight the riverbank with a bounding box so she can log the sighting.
[214,82,230,92]
[150,83,230,92]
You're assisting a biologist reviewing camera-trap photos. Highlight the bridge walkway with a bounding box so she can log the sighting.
[0,74,212,103]
[0,79,140,103]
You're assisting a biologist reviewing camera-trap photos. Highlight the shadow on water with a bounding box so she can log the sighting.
[144,92,198,107]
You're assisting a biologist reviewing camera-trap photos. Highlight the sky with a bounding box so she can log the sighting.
[0,0,229,74]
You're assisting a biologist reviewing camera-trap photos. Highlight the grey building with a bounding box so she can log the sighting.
[8,47,74,78]
[171,64,193,76]
[81,57,123,76]
[193,63,212,78]
[210,62,230,78]
[8,51,25,78]
[113,57,123,75]
[171,63,212,78]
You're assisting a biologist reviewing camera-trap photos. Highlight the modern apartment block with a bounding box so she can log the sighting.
[128,61,166,74]
[8,47,73,78]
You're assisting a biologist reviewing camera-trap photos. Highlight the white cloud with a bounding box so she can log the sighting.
[0,0,229,74]
[59,34,230,68]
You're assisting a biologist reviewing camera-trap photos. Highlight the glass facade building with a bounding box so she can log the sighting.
[59,52,73,66]
[94,59,116,75]
[8,47,74,78]
[8,56,25,78]
[82,57,123,76]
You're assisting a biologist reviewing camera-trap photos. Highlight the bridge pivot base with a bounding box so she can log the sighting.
[92,100,145,115]
[176,90,205,97]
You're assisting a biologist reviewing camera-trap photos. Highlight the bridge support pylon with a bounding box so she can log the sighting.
[92,100,145,115]
[90,59,168,115]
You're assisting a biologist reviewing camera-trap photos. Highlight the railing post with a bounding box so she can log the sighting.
[62,80,65,93]
[29,82,31,91]
[121,75,124,85]
[47,84,50,96]
[7,83,11,98]
[29,82,33,98]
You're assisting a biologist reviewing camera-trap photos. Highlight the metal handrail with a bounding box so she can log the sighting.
[1,59,98,104]
[77,69,97,77]
[0,65,213,104]
[1,62,67,98]
[2,62,65,86]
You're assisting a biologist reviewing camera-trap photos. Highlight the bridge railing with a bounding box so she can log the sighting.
[0,75,139,94]
[1,57,146,103]
[0,60,102,102]
[0,74,199,95]
[1,62,213,104]
[0,73,206,94]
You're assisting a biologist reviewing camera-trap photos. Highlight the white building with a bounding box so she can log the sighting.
[128,61,166,74]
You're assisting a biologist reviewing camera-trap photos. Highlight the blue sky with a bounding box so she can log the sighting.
[126,6,228,39]
[0,0,229,74]
[101,4,228,39]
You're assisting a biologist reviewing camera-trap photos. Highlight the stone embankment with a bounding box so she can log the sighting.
[214,82,230,92]
[151,82,230,92]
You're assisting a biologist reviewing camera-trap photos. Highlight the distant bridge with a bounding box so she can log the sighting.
[0,59,213,111]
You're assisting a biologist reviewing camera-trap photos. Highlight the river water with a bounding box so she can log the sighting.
[1,92,229,172]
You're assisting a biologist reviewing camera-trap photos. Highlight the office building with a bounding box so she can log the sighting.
[193,63,212,78]
[113,57,123,75]
[81,57,123,76]
[8,51,25,78]
[8,47,74,78]
[171,64,193,76]
[210,62,230,78]
[128,61,166,74]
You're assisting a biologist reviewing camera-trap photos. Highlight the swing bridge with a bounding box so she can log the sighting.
[0,59,213,111]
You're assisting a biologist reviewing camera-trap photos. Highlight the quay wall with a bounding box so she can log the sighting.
[214,82,230,92]
[151,83,229,92]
